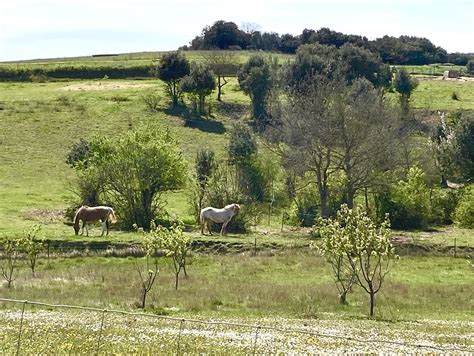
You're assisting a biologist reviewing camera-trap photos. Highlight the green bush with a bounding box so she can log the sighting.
[429,187,460,225]
[454,185,474,228]
[377,167,431,229]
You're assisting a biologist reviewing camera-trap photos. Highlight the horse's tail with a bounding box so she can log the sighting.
[73,206,83,233]
[199,209,206,226]
[108,208,117,223]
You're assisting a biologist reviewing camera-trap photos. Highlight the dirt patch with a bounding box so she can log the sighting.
[60,83,154,91]
[22,208,65,222]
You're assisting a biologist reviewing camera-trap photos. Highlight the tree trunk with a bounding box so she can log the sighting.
[141,288,147,309]
[319,186,329,218]
[339,291,348,305]
[217,76,222,101]
[369,290,375,317]
[175,272,179,290]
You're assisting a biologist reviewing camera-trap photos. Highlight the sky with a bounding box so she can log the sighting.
[0,0,473,62]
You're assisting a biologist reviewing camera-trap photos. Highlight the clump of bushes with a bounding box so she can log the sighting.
[454,185,474,228]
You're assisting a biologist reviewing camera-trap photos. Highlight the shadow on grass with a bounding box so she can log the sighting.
[184,118,226,134]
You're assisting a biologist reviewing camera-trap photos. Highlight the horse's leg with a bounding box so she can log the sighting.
[200,218,204,235]
[85,222,89,237]
[106,220,110,236]
[101,221,106,236]
[80,220,85,235]
[208,220,213,235]
[220,221,228,235]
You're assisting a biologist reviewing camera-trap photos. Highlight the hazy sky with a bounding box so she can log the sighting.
[0,0,473,61]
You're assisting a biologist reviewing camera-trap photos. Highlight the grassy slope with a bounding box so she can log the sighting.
[0,78,248,235]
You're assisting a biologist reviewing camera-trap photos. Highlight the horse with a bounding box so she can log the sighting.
[73,205,117,236]
[200,203,240,235]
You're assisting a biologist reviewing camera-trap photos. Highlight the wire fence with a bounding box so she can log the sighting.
[1,297,472,354]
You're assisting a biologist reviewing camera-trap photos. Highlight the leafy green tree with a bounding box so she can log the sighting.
[152,222,190,290]
[393,68,418,118]
[154,52,190,107]
[194,148,217,221]
[19,224,43,277]
[454,185,474,228]
[180,63,216,115]
[317,204,396,317]
[74,124,187,230]
[238,55,274,132]
[466,59,474,74]
[1,237,20,288]
[378,167,431,229]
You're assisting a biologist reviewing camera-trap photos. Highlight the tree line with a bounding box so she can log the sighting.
[184,20,473,66]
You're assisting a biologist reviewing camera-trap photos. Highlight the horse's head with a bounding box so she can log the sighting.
[232,204,241,215]
[73,223,80,235]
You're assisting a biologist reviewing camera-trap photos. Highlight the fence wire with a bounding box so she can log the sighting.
[0,297,472,354]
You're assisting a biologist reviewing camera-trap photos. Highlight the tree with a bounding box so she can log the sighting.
[74,123,187,230]
[393,68,418,118]
[152,222,190,290]
[134,225,160,309]
[275,78,402,217]
[204,51,238,101]
[317,204,396,317]
[202,20,244,49]
[466,59,474,74]
[181,63,215,115]
[333,79,402,208]
[238,55,274,132]
[194,148,217,221]
[19,224,43,277]
[1,237,20,288]
[154,52,190,107]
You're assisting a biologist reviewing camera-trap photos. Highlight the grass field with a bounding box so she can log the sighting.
[0,57,473,352]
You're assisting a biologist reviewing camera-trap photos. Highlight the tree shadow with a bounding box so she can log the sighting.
[184,118,226,134]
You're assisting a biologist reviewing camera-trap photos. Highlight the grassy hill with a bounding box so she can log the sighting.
[0,52,473,237]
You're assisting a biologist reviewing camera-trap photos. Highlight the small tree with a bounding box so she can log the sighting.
[134,225,160,309]
[19,224,43,277]
[154,51,190,107]
[180,63,216,115]
[393,68,418,119]
[204,51,238,101]
[466,59,474,75]
[152,222,190,290]
[317,204,396,317]
[238,55,274,132]
[194,148,217,221]
[1,237,20,288]
[314,224,356,304]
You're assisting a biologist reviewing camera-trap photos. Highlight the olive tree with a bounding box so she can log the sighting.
[393,68,418,119]
[317,204,396,317]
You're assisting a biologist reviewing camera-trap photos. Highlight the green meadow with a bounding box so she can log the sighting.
[0,54,473,352]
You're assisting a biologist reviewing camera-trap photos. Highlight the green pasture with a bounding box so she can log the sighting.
[397,64,467,76]
[1,253,472,321]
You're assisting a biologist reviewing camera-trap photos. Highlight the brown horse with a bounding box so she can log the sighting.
[73,205,117,236]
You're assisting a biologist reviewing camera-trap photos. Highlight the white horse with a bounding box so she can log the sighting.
[200,203,240,235]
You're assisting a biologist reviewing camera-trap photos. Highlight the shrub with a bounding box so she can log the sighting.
[429,187,460,225]
[142,92,162,112]
[377,167,431,229]
[454,185,474,228]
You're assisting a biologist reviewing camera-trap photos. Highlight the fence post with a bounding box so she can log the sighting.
[16,300,27,356]
[252,326,260,355]
[96,309,107,354]
[176,318,185,355]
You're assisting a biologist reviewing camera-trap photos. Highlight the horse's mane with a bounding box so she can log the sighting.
[73,206,85,225]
